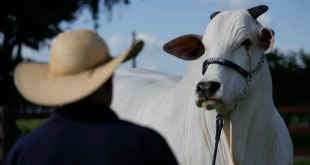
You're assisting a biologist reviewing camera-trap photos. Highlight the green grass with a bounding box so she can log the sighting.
[16,119,48,135]
[294,161,310,165]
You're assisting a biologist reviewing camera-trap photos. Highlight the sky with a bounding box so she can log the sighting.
[20,0,310,77]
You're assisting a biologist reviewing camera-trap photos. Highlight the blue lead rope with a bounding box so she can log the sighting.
[212,114,225,165]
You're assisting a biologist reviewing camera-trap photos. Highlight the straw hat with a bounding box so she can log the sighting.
[14,29,144,106]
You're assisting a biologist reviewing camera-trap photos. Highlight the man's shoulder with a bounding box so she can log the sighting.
[117,120,165,141]
[117,120,179,165]
[117,120,158,134]
[7,121,51,154]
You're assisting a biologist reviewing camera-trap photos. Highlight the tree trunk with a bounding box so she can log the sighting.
[0,35,16,105]
[0,35,21,160]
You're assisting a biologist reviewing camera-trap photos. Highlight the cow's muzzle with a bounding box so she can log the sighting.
[196,81,221,99]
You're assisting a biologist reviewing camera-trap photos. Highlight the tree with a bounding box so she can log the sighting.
[267,49,310,106]
[0,0,130,106]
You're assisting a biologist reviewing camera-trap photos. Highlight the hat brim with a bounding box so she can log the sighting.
[14,40,144,106]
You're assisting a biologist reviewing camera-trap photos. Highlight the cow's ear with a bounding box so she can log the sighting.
[259,27,274,54]
[163,34,205,61]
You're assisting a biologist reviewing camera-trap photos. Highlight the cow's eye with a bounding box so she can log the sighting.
[241,39,252,48]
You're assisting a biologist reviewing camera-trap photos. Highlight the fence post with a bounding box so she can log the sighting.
[132,31,136,68]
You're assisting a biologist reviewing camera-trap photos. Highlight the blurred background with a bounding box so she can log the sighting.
[0,0,309,164]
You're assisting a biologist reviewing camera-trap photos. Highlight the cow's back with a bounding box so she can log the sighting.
[111,68,182,125]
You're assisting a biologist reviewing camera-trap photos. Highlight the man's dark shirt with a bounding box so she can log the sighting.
[4,101,178,165]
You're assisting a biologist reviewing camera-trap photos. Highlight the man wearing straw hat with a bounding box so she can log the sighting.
[4,29,178,165]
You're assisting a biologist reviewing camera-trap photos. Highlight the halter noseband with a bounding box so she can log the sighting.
[202,54,266,83]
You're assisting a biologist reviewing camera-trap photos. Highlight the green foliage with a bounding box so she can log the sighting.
[291,133,310,151]
[0,0,130,52]
[267,49,310,106]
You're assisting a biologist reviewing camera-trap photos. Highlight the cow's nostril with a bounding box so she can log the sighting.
[208,82,221,93]
[196,83,203,92]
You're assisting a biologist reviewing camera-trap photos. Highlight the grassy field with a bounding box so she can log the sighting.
[15,119,310,164]
[295,162,310,165]
[16,119,47,135]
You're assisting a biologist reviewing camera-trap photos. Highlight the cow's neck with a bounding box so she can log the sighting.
[179,57,279,164]
[223,62,278,164]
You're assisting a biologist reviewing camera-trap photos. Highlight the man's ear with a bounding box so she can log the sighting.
[259,27,275,54]
[163,34,205,61]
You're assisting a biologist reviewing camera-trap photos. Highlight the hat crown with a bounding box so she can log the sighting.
[49,29,110,75]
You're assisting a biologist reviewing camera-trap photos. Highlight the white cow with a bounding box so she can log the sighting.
[111,5,293,165]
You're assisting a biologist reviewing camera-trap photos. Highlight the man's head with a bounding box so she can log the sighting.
[83,75,113,106]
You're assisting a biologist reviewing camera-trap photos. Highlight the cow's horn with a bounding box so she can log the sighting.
[210,11,221,20]
[248,5,268,19]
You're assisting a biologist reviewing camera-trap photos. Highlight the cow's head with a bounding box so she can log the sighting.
[163,5,274,113]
